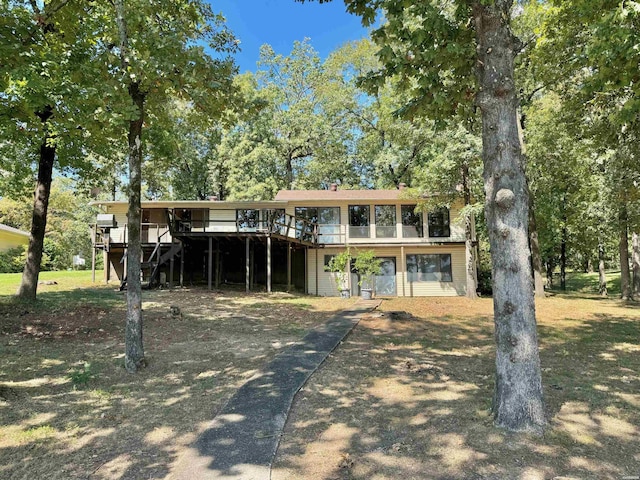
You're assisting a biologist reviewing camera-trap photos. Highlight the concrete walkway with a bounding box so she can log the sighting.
[169,299,381,480]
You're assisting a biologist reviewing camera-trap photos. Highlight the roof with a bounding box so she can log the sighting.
[90,200,288,209]
[0,224,29,237]
[274,189,407,201]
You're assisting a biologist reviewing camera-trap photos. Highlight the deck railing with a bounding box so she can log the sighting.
[170,212,321,245]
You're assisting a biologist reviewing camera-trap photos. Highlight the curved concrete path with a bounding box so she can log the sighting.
[169,299,381,480]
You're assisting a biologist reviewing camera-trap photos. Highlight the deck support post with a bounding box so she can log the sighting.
[287,243,292,292]
[123,248,127,284]
[169,241,175,290]
[304,247,308,294]
[267,236,272,293]
[180,243,184,287]
[250,241,255,289]
[246,237,250,293]
[91,226,96,283]
[215,239,220,288]
[104,250,109,284]
[208,236,213,290]
[401,246,406,297]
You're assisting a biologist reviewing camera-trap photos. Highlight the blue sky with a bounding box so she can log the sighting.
[210,0,370,72]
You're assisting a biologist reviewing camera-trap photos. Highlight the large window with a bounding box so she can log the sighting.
[349,205,370,238]
[375,205,396,238]
[401,205,423,238]
[295,207,340,243]
[237,209,259,231]
[406,254,452,282]
[294,207,317,242]
[428,208,450,237]
[318,207,340,244]
[262,208,286,234]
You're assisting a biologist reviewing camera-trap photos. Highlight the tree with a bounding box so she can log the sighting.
[305,0,546,432]
[524,92,595,291]
[98,0,238,372]
[534,0,640,300]
[144,100,226,200]
[415,122,483,299]
[1,0,102,300]
[220,40,364,200]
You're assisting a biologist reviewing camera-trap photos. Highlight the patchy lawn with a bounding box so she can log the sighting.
[2,270,639,480]
[272,294,640,480]
[0,278,353,479]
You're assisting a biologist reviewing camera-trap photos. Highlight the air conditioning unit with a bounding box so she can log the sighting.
[97,214,117,228]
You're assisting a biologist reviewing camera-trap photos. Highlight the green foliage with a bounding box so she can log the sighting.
[0,246,27,274]
[324,250,352,274]
[343,0,477,121]
[324,249,352,290]
[0,179,99,271]
[353,249,381,287]
[68,362,95,389]
[221,40,362,200]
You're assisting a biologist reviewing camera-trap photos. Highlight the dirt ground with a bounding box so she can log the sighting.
[0,287,351,480]
[2,286,639,480]
[272,295,640,480]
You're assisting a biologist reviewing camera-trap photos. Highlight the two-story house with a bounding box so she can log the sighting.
[90,186,469,296]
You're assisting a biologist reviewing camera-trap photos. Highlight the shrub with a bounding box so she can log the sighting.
[0,246,27,273]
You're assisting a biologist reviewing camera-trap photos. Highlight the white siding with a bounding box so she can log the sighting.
[208,208,236,232]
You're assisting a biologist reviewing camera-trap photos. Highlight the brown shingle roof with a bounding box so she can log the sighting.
[274,189,406,201]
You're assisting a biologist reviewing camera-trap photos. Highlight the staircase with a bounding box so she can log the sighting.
[119,241,183,291]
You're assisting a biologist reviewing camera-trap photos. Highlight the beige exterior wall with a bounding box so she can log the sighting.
[0,230,29,251]
[96,198,469,296]
[308,244,467,297]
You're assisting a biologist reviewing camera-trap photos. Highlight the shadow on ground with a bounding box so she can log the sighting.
[0,288,348,479]
[272,296,640,480]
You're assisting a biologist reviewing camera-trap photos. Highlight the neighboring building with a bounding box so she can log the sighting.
[0,224,29,252]
[91,186,471,296]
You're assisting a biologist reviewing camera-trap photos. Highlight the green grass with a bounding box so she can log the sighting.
[0,269,120,312]
[0,270,104,294]
[548,270,622,296]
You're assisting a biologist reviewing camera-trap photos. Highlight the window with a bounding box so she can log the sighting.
[237,209,259,231]
[174,208,208,232]
[324,254,335,267]
[401,205,423,238]
[406,254,452,282]
[428,208,450,237]
[349,205,370,238]
[375,205,396,238]
[295,207,318,224]
[295,207,318,242]
[295,207,340,243]
[318,207,340,244]
[262,208,285,234]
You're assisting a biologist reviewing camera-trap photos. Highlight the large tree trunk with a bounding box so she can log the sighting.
[17,109,55,300]
[632,232,640,299]
[528,192,545,297]
[598,240,607,297]
[560,223,567,291]
[462,162,478,299]
[124,82,146,373]
[619,204,632,300]
[114,0,145,372]
[472,0,545,432]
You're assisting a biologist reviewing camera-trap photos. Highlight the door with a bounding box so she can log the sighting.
[375,257,396,296]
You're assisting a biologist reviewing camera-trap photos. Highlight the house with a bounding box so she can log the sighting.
[0,224,29,252]
[90,186,471,296]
